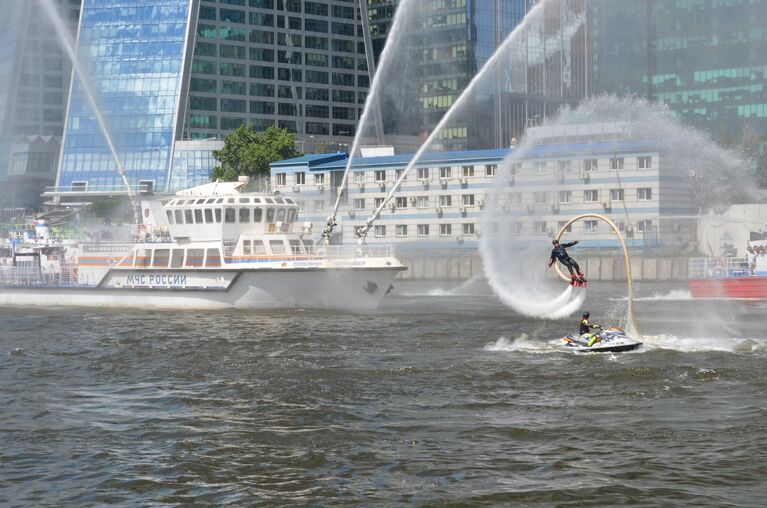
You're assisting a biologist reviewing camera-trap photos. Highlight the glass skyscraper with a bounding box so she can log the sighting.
[0,0,80,212]
[592,0,767,142]
[54,0,375,195]
[57,0,197,192]
[366,0,592,150]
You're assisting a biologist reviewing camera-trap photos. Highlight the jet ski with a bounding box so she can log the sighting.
[562,326,642,353]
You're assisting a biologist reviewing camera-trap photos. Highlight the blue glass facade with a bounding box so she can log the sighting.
[57,0,196,192]
[168,139,222,190]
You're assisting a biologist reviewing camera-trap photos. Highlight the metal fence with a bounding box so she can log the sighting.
[0,264,80,287]
[689,257,750,279]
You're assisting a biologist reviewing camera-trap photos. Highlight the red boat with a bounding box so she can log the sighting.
[689,242,767,299]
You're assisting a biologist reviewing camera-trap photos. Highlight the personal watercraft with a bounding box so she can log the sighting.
[562,326,641,353]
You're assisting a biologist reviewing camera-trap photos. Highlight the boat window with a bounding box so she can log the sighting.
[269,239,285,254]
[166,210,174,224]
[194,209,203,223]
[170,249,184,268]
[239,198,249,203]
[216,198,224,204]
[285,198,294,204]
[276,208,286,221]
[224,208,236,223]
[275,198,285,204]
[287,209,296,223]
[186,248,204,267]
[289,239,301,254]
[137,249,152,268]
[252,197,262,204]
[206,248,222,267]
[184,210,193,224]
[266,208,275,223]
[264,197,275,204]
[215,209,222,223]
[253,240,266,255]
[243,239,252,255]
[196,199,206,204]
[174,210,183,224]
[177,200,186,205]
[153,249,170,268]
[206,198,216,204]
[239,208,250,223]
[227,198,235,204]
[253,208,262,222]
[204,209,213,223]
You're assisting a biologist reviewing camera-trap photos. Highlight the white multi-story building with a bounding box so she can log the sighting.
[271,123,698,253]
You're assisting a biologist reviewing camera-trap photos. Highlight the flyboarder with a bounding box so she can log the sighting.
[548,239,586,286]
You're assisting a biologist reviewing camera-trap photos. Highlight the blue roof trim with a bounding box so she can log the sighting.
[270,140,661,173]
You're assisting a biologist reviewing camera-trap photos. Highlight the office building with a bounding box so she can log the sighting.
[592,0,767,142]
[53,0,373,198]
[365,0,592,150]
[270,122,696,253]
[0,0,81,212]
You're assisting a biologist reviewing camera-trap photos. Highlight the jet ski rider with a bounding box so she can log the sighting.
[580,311,601,347]
[548,239,585,283]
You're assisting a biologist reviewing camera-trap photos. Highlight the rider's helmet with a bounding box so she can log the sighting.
[582,311,590,319]
[552,239,559,245]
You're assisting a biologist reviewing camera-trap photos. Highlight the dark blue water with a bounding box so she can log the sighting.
[1,281,766,506]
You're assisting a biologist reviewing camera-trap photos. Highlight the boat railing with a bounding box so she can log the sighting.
[689,257,750,278]
[0,264,81,287]
[302,244,394,260]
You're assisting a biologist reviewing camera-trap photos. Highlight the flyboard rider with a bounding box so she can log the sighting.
[548,239,586,286]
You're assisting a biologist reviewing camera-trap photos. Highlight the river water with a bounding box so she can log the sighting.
[1,281,766,506]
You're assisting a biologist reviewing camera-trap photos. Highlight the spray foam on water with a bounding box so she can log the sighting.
[480,94,757,326]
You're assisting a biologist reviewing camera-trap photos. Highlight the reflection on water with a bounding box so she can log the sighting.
[1,281,766,505]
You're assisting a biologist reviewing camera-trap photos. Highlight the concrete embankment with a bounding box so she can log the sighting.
[395,253,690,281]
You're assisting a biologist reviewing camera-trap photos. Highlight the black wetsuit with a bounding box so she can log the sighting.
[551,241,581,276]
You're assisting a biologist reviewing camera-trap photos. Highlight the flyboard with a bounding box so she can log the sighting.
[553,214,642,352]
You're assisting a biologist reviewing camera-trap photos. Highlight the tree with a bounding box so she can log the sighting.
[211,125,301,181]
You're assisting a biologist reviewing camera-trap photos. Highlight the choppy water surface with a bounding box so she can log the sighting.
[1,281,766,506]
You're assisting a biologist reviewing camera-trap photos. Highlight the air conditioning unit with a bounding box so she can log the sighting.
[378,181,386,190]
[602,199,612,210]
[579,169,589,180]
[293,185,300,192]
[476,229,482,238]
[357,182,365,190]
[436,206,443,215]
[389,202,396,212]
[459,205,466,213]
[456,234,464,244]
[459,176,467,184]
[440,178,448,186]
[318,184,326,191]
[410,197,417,206]
[546,227,554,235]
[526,204,534,213]
[478,199,485,209]
[551,204,560,213]
[347,209,355,217]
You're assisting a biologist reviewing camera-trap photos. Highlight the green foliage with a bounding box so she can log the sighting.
[211,125,301,181]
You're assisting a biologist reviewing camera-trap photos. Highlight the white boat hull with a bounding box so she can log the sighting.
[0,267,402,310]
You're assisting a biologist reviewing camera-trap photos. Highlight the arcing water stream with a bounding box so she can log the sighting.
[356,0,571,239]
[323,0,417,243]
[36,0,137,220]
